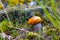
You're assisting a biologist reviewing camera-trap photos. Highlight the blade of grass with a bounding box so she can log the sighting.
[36,0,60,29]
[51,0,60,21]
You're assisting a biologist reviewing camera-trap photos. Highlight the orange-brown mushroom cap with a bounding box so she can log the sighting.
[28,16,42,25]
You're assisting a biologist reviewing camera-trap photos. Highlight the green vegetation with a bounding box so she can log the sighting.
[0,0,60,40]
